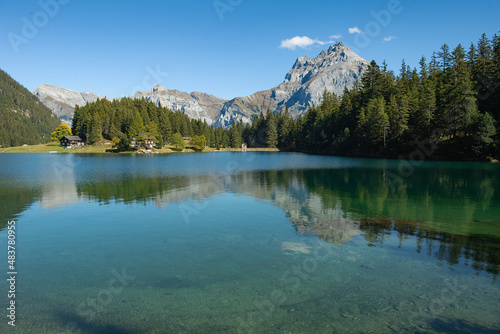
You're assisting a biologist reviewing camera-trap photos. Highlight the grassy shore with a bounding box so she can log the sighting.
[2,142,280,154]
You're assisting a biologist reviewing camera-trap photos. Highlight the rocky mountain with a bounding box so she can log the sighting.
[133,85,226,125]
[34,84,226,126]
[215,42,370,127]
[33,84,106,126]
[34,42,369,128]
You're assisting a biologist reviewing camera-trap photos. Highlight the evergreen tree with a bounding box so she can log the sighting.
[278,108,293,149]
[438,43,452,70]
[361,60,384,101]
[265,112,278,148]
[229,121,243,148]
[88,114,102,144]
[128,111,145,139]
[158,109,172,143]
[472,112,496,154]
[417,56,436,136]
[447,44,479,136]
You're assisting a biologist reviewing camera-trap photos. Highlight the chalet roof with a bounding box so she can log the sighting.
[61,136,83,141]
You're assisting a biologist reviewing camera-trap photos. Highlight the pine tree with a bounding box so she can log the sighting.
[229,121,243,148]
[88,114,102,144]
[491,34,500,122]
[128,111,145,139]
[158,109,172,143]
[417,56,436,135]
[438,44,452,70]
[447,44,479,136]
[359,96,389,147]
[472,112,496,154]
[265,112,278,148]
[361,60,384,102]
[278,108,293,149]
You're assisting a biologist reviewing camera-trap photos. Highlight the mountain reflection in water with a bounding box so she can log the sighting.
[1,158,499,279]
[295,218,500,278]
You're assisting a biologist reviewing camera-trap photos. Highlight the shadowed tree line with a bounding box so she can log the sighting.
[358,218,500,277]
[239,33,500,160]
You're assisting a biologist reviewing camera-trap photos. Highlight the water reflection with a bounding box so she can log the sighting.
[1,157,499,278]
[0,186,39,230]
[40,168,82,209]
[295,218,500,277]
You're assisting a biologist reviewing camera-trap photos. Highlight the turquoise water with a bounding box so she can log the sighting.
[0,152,499,333]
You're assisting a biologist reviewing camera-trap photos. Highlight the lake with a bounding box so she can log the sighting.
[0,152,499,333]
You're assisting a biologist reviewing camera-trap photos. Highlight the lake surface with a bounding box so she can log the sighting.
[0,152,499,333]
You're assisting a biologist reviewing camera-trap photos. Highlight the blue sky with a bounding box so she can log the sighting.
[1,0,499,100]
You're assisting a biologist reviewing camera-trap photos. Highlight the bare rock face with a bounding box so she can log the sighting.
[34,42,368,128]
[215,42,370,127]
[33,84,105,126]
[133,85,227,125]
[34,83,227,126]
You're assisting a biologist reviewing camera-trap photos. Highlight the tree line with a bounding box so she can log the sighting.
[71,97,235,150]
[239,33,499,159]
[72,33,499,159]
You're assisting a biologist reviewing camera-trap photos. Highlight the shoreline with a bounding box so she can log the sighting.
[2,143,497,163]
[0,143,280,154]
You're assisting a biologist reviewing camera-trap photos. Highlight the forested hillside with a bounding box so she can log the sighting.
[72,97,233,148]
[0,69,60,147]
[241,33,499,160]
[73,33,499,160]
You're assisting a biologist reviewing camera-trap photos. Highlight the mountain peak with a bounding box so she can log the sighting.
[284,44,368,84]
[151,84,167,93]
[216,44,370,127]
[328,41,346,52]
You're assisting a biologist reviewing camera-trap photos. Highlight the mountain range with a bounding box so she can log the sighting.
[34,42,369,127]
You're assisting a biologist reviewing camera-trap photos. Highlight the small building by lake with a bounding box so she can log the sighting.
[60,136,84,149]
[131,138,156,149]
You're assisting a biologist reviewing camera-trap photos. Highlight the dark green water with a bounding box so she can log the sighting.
[0,152,499,333]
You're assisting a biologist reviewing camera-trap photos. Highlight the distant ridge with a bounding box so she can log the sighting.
[34,84,106,126]
[33,42,370,128]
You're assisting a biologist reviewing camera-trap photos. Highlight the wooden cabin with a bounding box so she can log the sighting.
[60,136,84,148]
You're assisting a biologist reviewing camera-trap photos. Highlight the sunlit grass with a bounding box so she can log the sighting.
[3,143,280,154]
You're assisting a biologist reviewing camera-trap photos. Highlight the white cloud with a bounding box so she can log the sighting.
[383,36,397,42]
[348,27,363,34]
[279,36,334,50]
[330,34,342,39]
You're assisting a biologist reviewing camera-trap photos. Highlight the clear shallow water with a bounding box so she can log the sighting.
[0,152,499,333]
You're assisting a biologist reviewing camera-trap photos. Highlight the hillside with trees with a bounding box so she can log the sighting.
[240,33,499,160]
[0,69,61,147]
[72,33,499,160]
[71,97,234,149]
